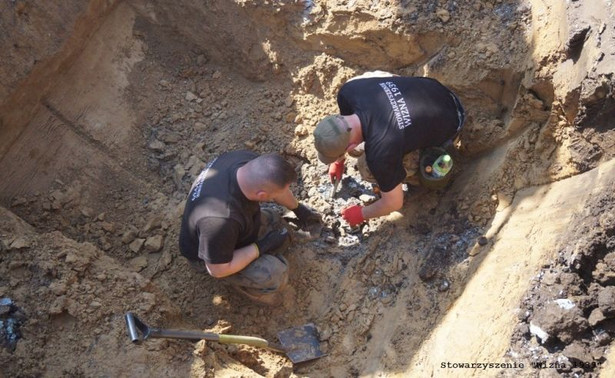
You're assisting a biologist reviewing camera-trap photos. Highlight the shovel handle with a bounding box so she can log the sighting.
[147,329,265,345]
[218,335,272,348]
[151,329,286,352]
[124,312,286,353]
[125,313,141,343]
[147,328,221,341]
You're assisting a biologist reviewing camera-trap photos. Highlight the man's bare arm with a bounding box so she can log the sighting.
[205,243,260,278]
[361,184,404,220]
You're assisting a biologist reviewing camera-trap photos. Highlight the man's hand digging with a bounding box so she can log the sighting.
[292,203,322,229]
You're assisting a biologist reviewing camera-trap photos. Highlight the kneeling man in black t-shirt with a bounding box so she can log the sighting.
[313,74,465,227]
[179,151,319,305]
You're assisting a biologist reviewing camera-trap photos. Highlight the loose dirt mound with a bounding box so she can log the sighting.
[508,184,615,376]
[1,0,614,377]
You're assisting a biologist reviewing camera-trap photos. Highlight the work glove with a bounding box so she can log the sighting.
[254,228,290,255]
[328,159,345,184]
[341,205,365,227]
[292,203,322,229]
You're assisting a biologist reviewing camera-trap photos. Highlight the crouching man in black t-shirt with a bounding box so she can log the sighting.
[179,151,320,305]
[313,73,465,228]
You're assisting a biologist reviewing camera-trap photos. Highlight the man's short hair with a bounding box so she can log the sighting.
[249,154,297,188]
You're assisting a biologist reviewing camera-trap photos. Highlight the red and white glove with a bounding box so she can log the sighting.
[341,205,365,227]
[328,159,345,184]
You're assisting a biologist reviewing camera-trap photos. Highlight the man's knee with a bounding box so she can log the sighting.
[356,154,377,184]
[228,254,289,292]
[254,254,289,285]
[402,150,420,184]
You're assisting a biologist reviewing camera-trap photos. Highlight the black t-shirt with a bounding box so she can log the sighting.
[178,151,260,264]
[337,76,461,192]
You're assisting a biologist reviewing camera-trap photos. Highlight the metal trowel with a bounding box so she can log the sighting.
[329,177,340,199]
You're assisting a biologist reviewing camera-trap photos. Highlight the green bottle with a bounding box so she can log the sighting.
[432,154,453,178]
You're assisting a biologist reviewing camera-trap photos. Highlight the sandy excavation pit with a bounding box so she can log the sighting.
[1,0,615,376]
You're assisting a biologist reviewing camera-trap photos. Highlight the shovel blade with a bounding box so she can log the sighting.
[277,323,325,364]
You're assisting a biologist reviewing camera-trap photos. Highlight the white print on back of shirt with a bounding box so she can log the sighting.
[190,157,218,202]
[379,81,412,129]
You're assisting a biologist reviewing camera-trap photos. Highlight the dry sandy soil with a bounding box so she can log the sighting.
[1,0,614,377]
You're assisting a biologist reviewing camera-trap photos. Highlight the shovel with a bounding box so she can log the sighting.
[124,312,325,364]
